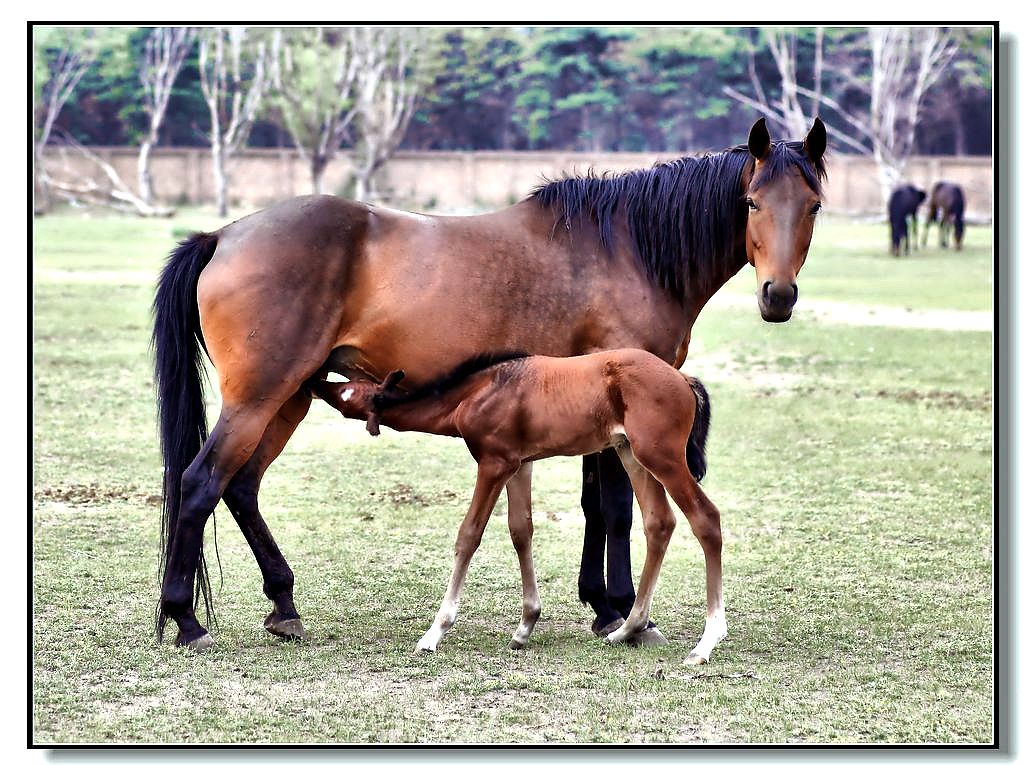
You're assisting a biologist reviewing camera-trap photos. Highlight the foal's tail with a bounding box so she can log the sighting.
[685,376,712,482]
[151,231,219,641]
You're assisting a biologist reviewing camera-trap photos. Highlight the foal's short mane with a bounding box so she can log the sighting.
[529,140,827,303]
[373,351,529,411]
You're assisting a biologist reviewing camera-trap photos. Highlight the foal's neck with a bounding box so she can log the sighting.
[375,379,477,438]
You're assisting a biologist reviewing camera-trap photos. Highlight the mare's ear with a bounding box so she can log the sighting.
[804,117,827,164]
[748,117,771,161]
[381,369,405,390]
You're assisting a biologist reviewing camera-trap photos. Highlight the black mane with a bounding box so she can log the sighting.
[529,140,826,303]
[373,351,529,411]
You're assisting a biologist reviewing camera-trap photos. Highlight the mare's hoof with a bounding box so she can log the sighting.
[175,631,214,653]
[683,651,708,666]
[591,617,625,638]
[508,638,527,651]
[625,626,669,647]
[265,614,306,641]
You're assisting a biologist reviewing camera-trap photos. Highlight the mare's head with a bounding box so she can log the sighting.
[744,117,827,322]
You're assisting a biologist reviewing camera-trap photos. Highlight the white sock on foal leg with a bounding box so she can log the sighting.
[684,608,727,665]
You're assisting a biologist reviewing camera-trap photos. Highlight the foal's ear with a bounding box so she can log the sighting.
[803,117,827,164]
[748,117,771,161]
[381,370,405,390]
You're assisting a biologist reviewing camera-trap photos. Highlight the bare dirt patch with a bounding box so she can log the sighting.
[870,388,992,410]
[34,483,161,507]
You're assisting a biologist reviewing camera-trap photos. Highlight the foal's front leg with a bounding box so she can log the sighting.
[415,457,519,653]
[505,463,541,649]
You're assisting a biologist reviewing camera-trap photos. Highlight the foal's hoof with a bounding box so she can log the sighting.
[625,626,669,647]
[264,613,306,641]
[508,638,527,651]
[591,617,625,638]
[175,631,214,653]
[683,651,709,666]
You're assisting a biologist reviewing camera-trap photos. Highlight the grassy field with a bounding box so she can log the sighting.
[32,208,994,744]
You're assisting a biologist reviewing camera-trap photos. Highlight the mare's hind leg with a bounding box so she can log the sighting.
[221,390,312,641]
[416,456,519,653]
[161,399,285,650]
[605,446,676,646]
[505,463,541,649]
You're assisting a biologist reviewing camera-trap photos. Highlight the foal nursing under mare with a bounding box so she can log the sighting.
[312,350,722,662]
[152,117,827,652]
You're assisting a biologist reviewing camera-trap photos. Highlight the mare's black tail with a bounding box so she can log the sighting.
[685,377,711,482]
[151,232,219,641]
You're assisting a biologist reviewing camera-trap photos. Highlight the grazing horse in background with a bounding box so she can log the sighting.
[922,181,966,250]
[152,116,827,651]
[312,350,723,664]
[887,184,926,256]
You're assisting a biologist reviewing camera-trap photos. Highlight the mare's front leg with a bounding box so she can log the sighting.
[416,456,519,653]
[577,452,621,634]
[505,463,541,649]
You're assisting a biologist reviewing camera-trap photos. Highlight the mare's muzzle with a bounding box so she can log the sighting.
[759,280,798,323]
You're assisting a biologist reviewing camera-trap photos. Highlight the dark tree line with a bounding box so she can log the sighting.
[41,26,992,157]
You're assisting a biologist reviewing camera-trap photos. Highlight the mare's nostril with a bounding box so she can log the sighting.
[791,283,798,303]
[761,280,772,302]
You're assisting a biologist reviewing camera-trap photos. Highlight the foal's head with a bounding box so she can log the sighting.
[743,117,827,323]
[329,370,406,435]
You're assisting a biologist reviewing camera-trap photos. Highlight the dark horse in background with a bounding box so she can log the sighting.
[922,181,966,250]
[152,117,827,651]
[887,184,926,256]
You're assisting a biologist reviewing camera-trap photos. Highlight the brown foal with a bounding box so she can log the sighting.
[311,349,725,665]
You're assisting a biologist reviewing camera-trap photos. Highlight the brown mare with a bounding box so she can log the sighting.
[922,181,966,250]
[152,117,827,651]
[311,350,722,663]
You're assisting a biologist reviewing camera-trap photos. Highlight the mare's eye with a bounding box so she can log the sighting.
[746,197,759,211]
[810,201,822,215]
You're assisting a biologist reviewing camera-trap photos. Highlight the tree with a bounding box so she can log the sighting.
[269,27,358,194]
[620,27,744,152]
[34,27,104,211]
[349,27,424,201]
[513,27,633,150]
[33,26,169,216]
[404,28,525,150]
[725,25,958,205]
[198,26,269,216]
[138,27,197,205]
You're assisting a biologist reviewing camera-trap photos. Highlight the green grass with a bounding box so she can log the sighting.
[32,210,993,743]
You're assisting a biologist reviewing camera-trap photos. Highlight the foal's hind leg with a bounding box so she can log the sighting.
[416,456,519,653]
[160,399,284,650]
[605,446,676,646]
[637,449,726,665]
[505,463,541,649]
[221,390,312,641]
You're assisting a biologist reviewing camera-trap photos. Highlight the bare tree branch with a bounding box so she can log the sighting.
[269,27,359,194]
[138,27,196,206]
[199,26,269,216]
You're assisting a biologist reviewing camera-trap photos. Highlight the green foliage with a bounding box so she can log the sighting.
[36,25,994,155]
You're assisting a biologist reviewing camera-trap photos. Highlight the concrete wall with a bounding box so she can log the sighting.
[40,146,994,219]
